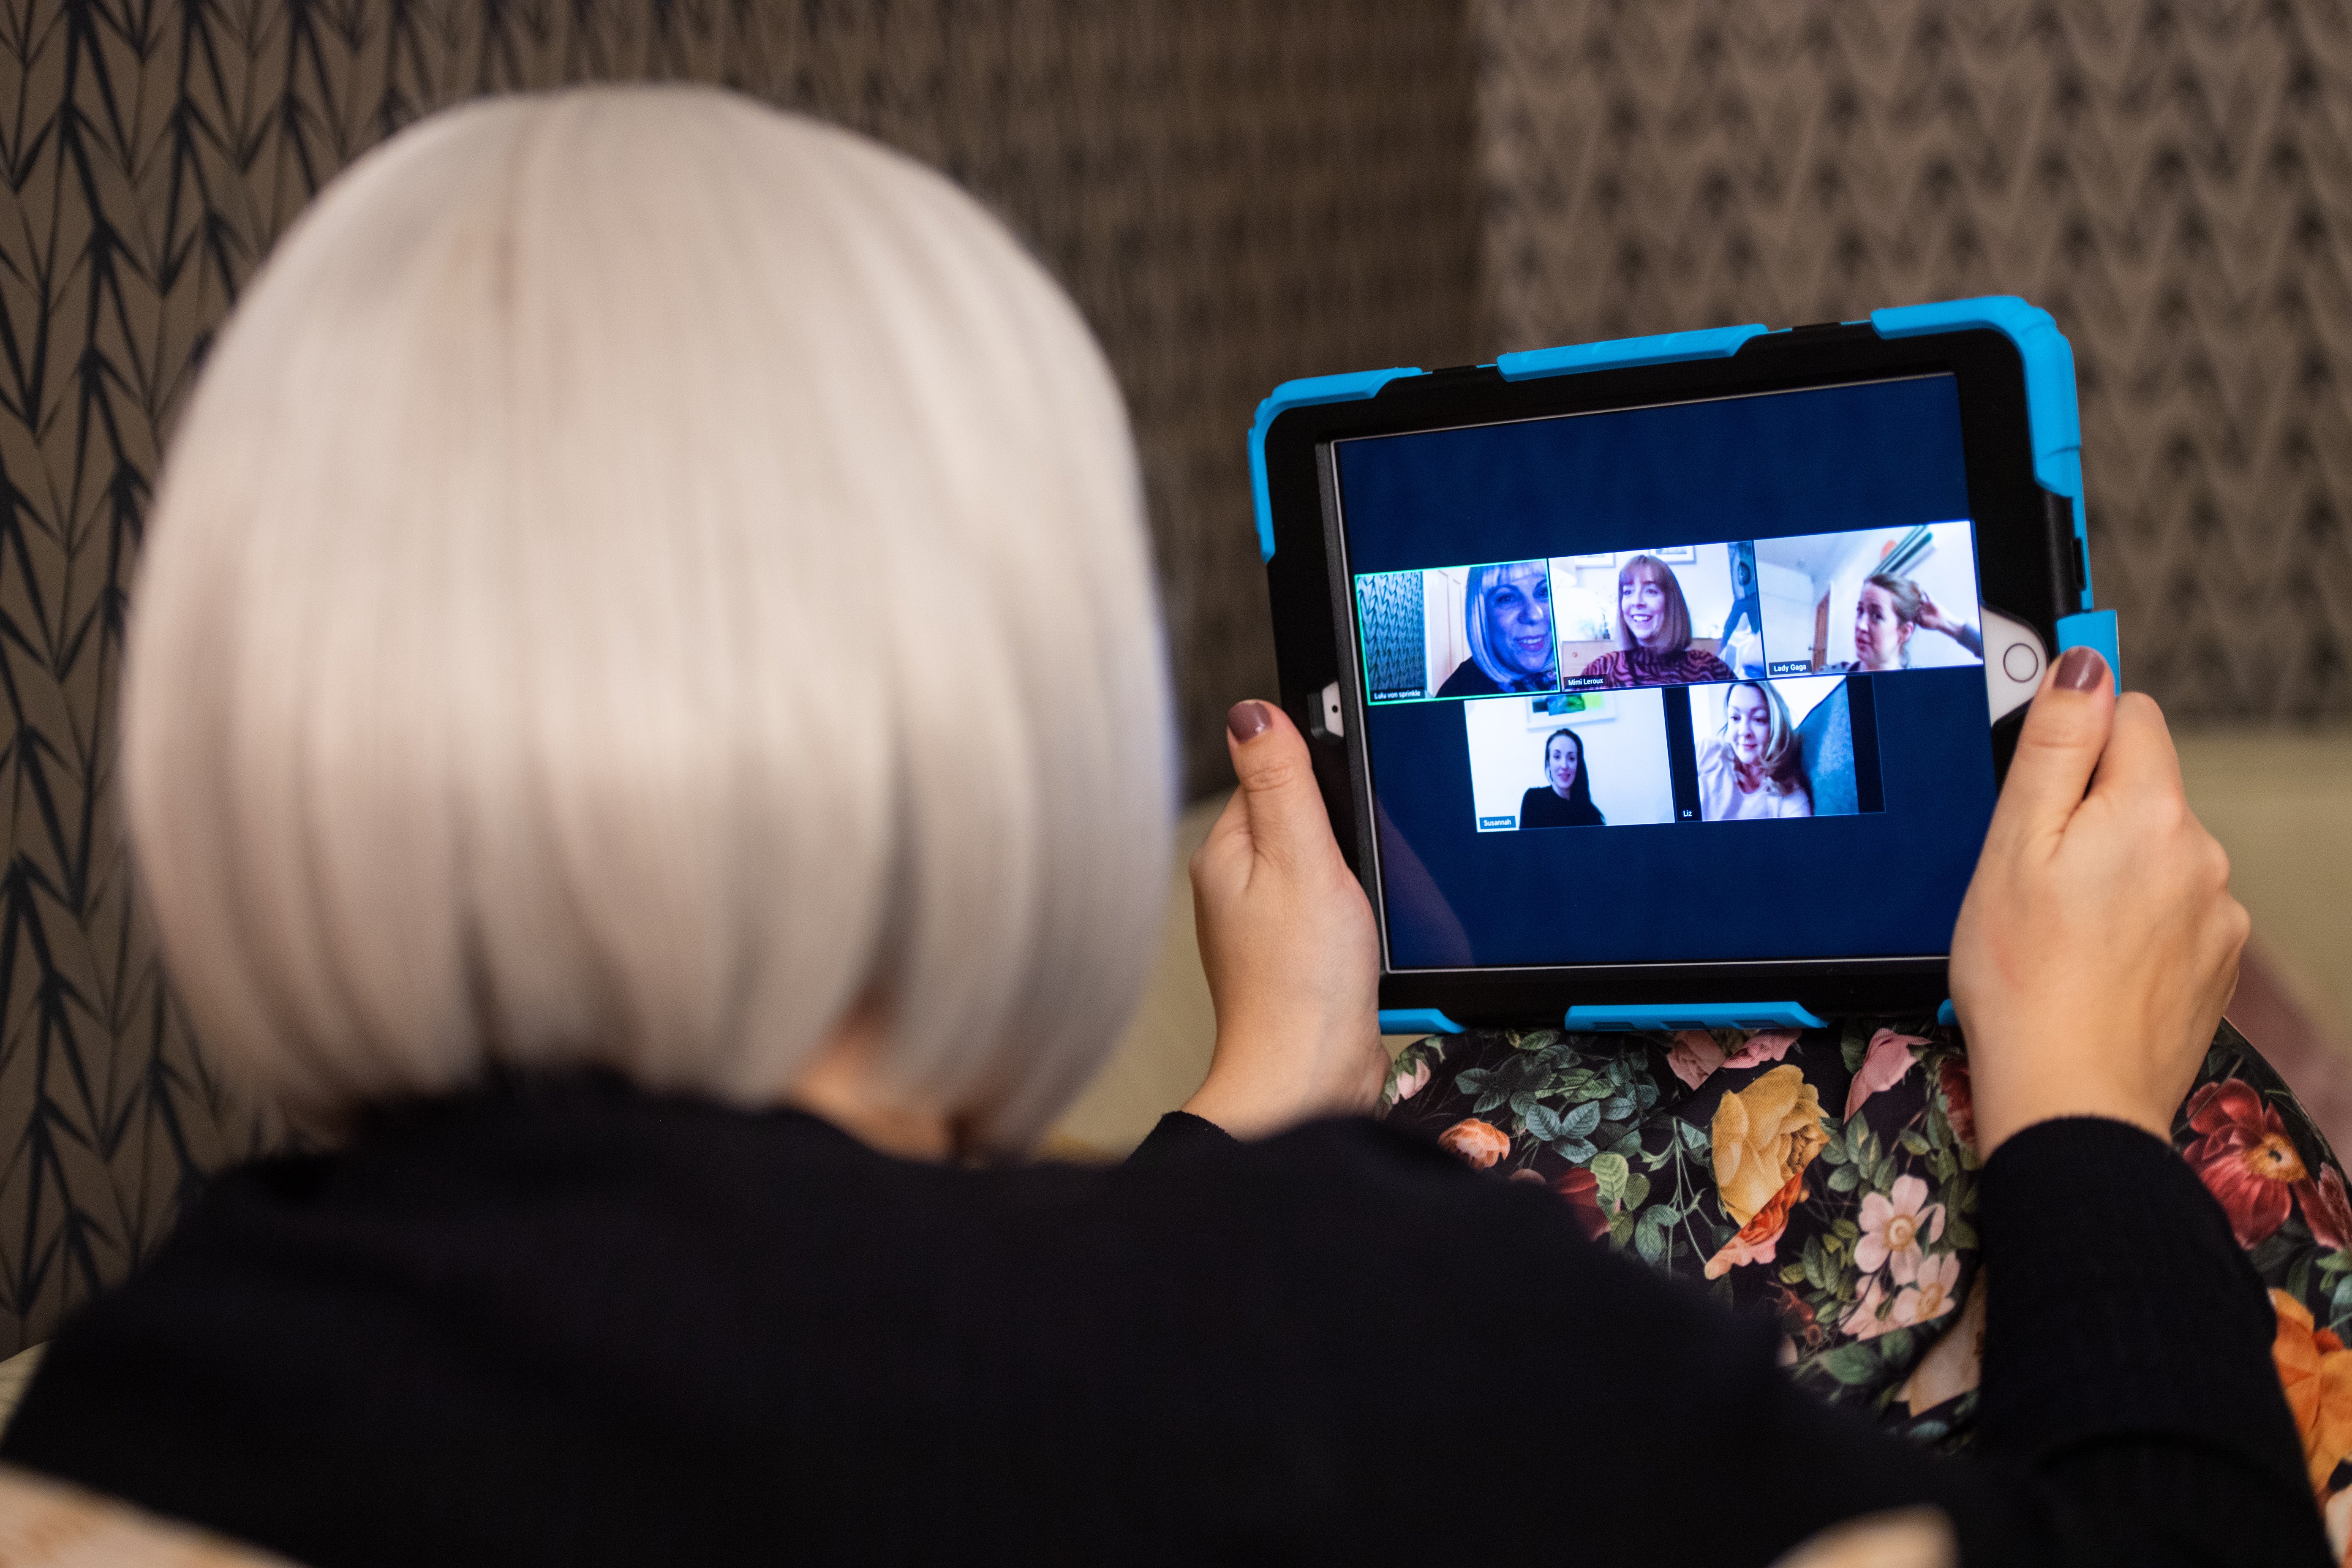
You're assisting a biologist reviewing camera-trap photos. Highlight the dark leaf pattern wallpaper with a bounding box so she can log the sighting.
[1,0,2349,1357]
[0,0,1481,1355]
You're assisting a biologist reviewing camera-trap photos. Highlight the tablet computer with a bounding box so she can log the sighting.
[1250,297,2118,1033]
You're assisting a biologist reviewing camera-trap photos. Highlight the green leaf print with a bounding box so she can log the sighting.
[1592,1152,1629,1209]
[1634,1207,1669,1264]
[1818,1345,1880,1386]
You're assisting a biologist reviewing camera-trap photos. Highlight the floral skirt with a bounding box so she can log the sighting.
[1380,1018,2352,1533]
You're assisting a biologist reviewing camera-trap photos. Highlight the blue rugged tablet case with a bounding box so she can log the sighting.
[1249,297,2114,1037]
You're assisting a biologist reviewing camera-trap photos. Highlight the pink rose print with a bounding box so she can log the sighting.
[1843,1029,1926,1121]
[1722,1030,1799,1070]
[1390,1058,1432,1105]
[1666,1030,1726,1089]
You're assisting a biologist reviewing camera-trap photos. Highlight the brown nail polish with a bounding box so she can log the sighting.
[1227,700,1273,743]
[2054,646,2107,693]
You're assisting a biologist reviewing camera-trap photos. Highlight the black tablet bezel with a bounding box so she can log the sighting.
[1260,324,2085,1025]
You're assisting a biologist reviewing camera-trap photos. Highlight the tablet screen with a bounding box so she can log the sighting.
[1334,374,1998,970]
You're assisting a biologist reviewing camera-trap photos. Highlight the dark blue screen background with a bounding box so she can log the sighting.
[1335,376,1996,968]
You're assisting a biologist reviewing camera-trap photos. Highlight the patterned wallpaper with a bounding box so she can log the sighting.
[0,0,1480,1354]
[1475,0,2352,720]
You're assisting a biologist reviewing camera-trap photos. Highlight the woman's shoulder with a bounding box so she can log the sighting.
[1435,660,1499,698]
[1688,649,1736,680]
[1579,652,1629,684]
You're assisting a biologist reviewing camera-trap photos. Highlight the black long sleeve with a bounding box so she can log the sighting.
[0,1083,2325,1566]
[1132,1109,2324,1566]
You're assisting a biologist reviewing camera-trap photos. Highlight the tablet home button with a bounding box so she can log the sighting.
[2002,643,2040,682]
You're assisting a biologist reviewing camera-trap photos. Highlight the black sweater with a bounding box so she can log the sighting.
[0,1078,2327,1566]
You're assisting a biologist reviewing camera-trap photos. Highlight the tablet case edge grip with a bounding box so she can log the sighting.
[1564,1002,1829,1032]
[1378,1008,1464,1036]
[1869,295,2093,614]
[1493,323,1769,381]
[1251,368,1423,561]
[2055,609,2122,692]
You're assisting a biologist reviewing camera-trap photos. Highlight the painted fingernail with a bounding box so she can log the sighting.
[1227,700,1273,743]
[2054,646,2108,693]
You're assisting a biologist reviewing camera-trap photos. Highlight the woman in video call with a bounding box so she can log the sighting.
[1518,727,1605,828]
[1847,570,1985,671]
[1434,559,1557,696]
[1579,552,1737,688]
[1697,679,1813,821]
[0,87,2324,1568]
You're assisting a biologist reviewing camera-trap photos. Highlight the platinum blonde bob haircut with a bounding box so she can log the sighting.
[121,86,1176,1153]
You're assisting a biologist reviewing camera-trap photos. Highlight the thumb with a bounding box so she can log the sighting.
[1988,645,2117,851]
[1225,700,1335,869]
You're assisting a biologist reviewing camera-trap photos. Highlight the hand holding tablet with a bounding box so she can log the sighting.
[1183,700,1387,1139]
[1952,648,2247,1153]
[1254,298,2108,1024]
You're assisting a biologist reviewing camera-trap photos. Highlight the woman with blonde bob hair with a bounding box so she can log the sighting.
[0,86,2322,1568]
[1697,679,1812,822]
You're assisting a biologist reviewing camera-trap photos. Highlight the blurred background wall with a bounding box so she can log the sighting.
[1478,0,2352,720]
[0,0,2347,1353]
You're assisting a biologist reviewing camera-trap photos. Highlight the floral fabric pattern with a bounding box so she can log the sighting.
[1381,1017,2351,1495]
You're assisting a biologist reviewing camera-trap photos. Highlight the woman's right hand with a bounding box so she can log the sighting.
[1950,648,2249,1155]
[1184,700,1387,1139]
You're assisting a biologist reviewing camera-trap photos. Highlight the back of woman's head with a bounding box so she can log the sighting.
[120,86,1175,1154]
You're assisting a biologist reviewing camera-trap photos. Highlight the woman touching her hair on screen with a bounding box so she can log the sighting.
[1849,571,1985,671]
[1519,727,1604,829]
[1581,553,1737,689]
[1697,679,1812,821]
[0,84,2322,1568]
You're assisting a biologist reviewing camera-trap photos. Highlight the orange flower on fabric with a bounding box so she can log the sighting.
[2273,1290,2352,1496]
[1437,1118,1510,1170]
[1552,1168,1611,1242]
[1704,1169,1805,1279]
[2184,1081,2310,1247]
[1710,1064,1829,1227]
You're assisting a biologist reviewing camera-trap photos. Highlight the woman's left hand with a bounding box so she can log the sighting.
[1184,701,1387,1138]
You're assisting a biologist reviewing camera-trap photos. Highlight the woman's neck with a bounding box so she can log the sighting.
[784,1009,956,1162]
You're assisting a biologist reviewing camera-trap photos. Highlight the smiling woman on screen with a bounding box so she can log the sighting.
[1519,727,1605,829]
[1698,679,1812,822]
[1581,553,1736,689]
[1435,559,1558,696]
